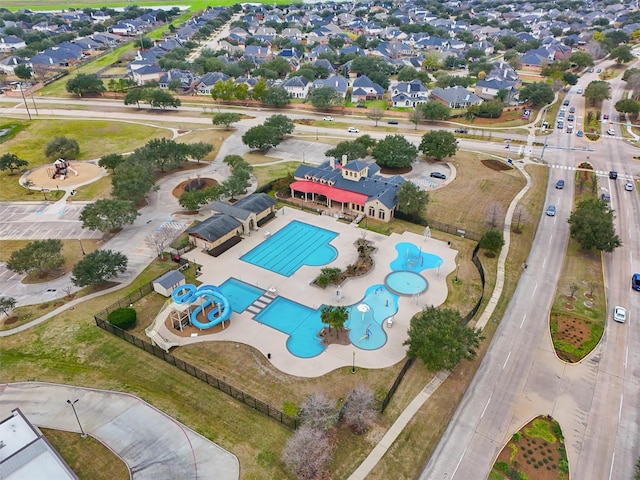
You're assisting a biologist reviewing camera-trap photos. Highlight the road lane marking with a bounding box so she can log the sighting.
[608,452,616,480]
[548,234,553,244]
[520,314,527,329]
[480,393,493,419]
[532,283,537,296]
[503,351,511,369]
[619,395,623,422]
[542,257,546,268]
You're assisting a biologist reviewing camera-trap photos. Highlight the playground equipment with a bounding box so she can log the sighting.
[49,158,78,180]
[171,283,231,330]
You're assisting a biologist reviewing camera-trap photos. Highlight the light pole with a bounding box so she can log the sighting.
[18,82,32,120]
[66,399,87,438]
[78,239,85,255]
[455,263,460,283]
[352,351,356,374]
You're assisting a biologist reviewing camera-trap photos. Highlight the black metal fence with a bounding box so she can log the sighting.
[462,243,485,324]
[380,357,416,413]
[95,283,154,320]
[425,218,482,242]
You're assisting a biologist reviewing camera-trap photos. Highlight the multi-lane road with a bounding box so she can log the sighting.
[422,63,640,479]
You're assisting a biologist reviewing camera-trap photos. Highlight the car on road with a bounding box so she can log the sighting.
[633,273,640,291]
[588,67,594,73]
[347,127,359,133]
[430,172,447,180]
[603,114,609,120]
[625,182,634,191]
[387,119,398,124]
[609,171,618,179]
[545,205,556,216]
[600,193,611,202]
[562,99,570,106]
[454,128,468,134]
[613,306,627,323]
[577,87,583,94]
[597,68,602,73]
[569,107,576,113]
[322,116,333,121]
[576,130,584,137]
[607,128,616,136]
[556,179,565,189]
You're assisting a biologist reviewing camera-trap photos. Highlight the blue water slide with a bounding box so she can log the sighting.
[172,284,196,303]
[188,285,231,330]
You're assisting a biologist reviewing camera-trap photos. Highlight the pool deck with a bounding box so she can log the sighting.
[154,207,458,377]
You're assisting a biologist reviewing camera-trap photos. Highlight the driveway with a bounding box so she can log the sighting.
[0,382,239,480]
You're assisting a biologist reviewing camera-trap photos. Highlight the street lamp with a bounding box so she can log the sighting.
[66,399,87,438]
[352,351,356,374]
[78,239,85,256]
[455,263,460,283]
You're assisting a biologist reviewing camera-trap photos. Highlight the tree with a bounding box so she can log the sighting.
[146,89,181,109]
[252,77,268,101]
[342,386,377,434]
[569,51,594,67]
[223,154,248,171]
[210,78,235,101]
[66,73,105,96]
[264,114,295,137]
[512,206,530,234]
[419,130,458,160]
[467,99,503,118]
[409,107,424,130]
[0,297,17,317]
[485,202,504,228]
[615,98,640,115]
[396,181,429,221]
[179,188,208,211]
[45,136,79,160]
[98,153,125,172]
[479,229,504,257]
[518,82,554,106]
[282,427,331,480]
[72,249,128,287]
[14,64,32,80]
[112,163,155,203]
[299,393,338,430]
[319,305,348,338]
[421,100,451,121]
[372,135,418,169]
[187,142,214,163]
[7,239,64,276]
[80,199,139,233]
[124,88,146,109]
[148,226,174,258]
[366,108,385,127]
[308,86,341,109]
[567,198,621,252]
[325,140,368,162]
[242,125,281,151]
[423,51,442,71]
[262,86,291,107]
[610,44,634,64]
[138,138,189,172]
[583,80,611,106]
[212,112,241,130]
[0,153,28,174]
[404,306,483,371]
[222,168,250,200]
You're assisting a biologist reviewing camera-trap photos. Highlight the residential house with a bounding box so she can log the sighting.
[390,79,429,107]
[244,45,272,65]
[291,158,405,222]
[312,75,349,98]
[351,75,385,103]
[0,35,27,53]
[195,71,230,95]
[159,69,195,91]
[131,65,164,85]
[430,86,483,109]
[0,56,30,75]
[281,76,310,98]
[474,78,518,102]
[520,46,555,69]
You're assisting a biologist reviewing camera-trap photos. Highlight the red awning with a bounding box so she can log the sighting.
[290,181,368,205]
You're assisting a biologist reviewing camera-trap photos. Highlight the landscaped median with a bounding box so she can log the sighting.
[549,165,607,363]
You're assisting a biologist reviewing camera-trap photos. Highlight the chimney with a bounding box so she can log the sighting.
[330,157,335,168]
[341,154,348,164]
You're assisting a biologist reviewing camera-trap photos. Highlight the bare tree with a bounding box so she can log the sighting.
[61,285,74,298]
[148,226,175,259]
[366,108,385,127]
[282,427,332,480]
[512,206,530,234]
[586,280,598,296]
[485,202,504,229]
[586,40,606,60]
[409,107,423,130]
[567,283,579,299]
[341,385,377,434]
[299,392,338,431]
[625,73,640,99]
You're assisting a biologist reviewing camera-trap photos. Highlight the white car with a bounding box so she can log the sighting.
[614,306,627,323]
[607,128,616,136]
[348,127,359,133]
[625,182,634,191]
[322,116,333,121]
[577,87,583,94]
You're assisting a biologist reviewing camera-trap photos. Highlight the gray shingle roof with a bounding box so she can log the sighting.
[154,269,185,288]
[186,214,242,242]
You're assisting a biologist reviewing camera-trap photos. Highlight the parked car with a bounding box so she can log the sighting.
[633,273,640,291]
[556,179,565,189]
[454,128,468,134]
[347,127,359,133]
[613,306,627,323]
[625,182,634,191]
[559,107,567,113]
[322,116,333,121]
[562,99,570,106]
[387,119,399,125]
[607,128,616,136]
[603,114,609,120]
[567,114,575,122]
[430,172,446,180]
[597,68,602,73]
[609,171,618,179]
[588,68,594,73]
[601,193,611,202]
[569,107,576,113]
[576,130,584,137]
[545,205,556,216]
[356,104,367,108]
[577,87,583,94]
[566,126,573,134]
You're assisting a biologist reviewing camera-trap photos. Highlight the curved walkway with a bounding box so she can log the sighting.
[0,382,239,480]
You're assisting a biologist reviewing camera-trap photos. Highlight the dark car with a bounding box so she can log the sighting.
[556,179,565,189]
[454,128,468,134]
[387,119,399,124]
[603,114,609,120]
[633,273,640,291]
[356,103,367,108]
[430,172,446,180]
[609,171,618,179]
[569,107,576,113]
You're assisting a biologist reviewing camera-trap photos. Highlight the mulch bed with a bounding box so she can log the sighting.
[481,159,513,171]
[172,177,219,199]
[319,327,351,347]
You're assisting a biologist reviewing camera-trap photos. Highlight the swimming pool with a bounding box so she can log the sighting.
[218,278,264,313]
[241,220,338,276]
[390,242,443,272]
[385,271,428,296]
[346,285,397,350]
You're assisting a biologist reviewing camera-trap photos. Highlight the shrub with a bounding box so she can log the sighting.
[282,427,332,479]
[341,385,377,434]
[108,307,137,329]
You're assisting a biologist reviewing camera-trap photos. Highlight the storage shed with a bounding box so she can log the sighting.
[153,269,186,297]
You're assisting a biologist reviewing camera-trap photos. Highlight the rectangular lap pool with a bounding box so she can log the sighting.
[241,220,338,276]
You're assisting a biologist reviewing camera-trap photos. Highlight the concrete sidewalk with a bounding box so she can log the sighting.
[0,382,239,480]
